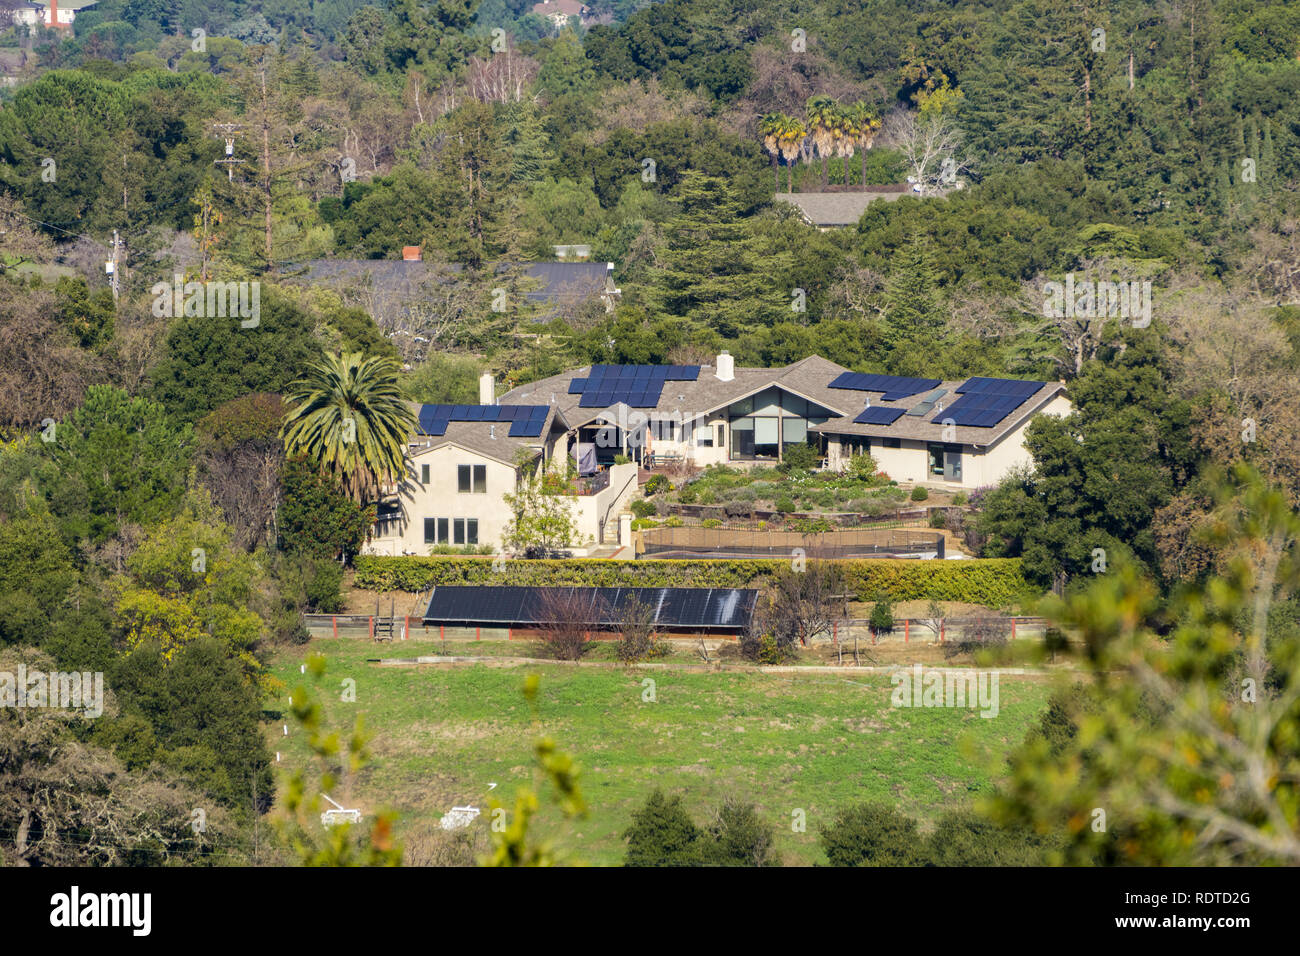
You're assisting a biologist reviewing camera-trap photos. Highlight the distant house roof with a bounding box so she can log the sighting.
[293,259,612,308]
[423,585,758,631]
[531,0,587,19]
[774,187,910,227]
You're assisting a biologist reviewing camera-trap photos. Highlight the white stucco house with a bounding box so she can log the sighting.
[8,0,96,29]
[364,392,639,556]
[498,352,1070,490]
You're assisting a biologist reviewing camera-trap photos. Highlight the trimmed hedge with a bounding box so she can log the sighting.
[353,556,1028,606]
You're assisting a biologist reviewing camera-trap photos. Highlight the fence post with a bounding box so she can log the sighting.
[833,621,838,645]
[940,620,944,644]
[1011,617,1017,640]
[332,616,337,639]
[904,619,909,643]
[476,626,480,642]
[368,616,374,640]
[508,626,513,641]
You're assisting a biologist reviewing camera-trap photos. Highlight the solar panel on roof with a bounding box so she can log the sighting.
[829,373,941,400]
[854,406,906,425]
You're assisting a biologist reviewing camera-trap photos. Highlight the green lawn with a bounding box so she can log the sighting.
[267,638,1056,865]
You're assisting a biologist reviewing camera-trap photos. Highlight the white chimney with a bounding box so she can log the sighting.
[479,372,495,405]
[715,351,734,382]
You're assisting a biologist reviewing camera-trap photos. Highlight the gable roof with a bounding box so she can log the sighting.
[811,379,1067,449]
[405,403,568,466]
[774,187,909,227]
[500,354,859,428]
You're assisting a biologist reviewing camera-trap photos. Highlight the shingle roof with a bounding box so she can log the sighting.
[500,354,861,428]
[811,380,1067,448]
[291,260,609,305]
[774,188,909,226]
[404,403,568,466]
[500,359,1065,449]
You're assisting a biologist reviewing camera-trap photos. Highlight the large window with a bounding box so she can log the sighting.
[420,463,430,484]
[457,464,487,494]
[842,436,870,457]
[426,517,477,545]
[727,388,834,460]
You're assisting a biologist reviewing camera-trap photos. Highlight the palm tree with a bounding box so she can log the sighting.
[775,115,806,193]
[281,350,416,503]
[805,95,837,189]
[832,105,857,187]
[848,102,883,189]
[759,113,783,190]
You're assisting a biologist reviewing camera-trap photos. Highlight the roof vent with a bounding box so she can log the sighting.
[490,424,496,440]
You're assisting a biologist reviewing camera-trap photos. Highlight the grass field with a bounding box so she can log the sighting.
[267,637,1059,865]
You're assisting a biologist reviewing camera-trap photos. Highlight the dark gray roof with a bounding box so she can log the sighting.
[501,354,859,428]
[811,381,1067,448]
[404,402,568,466]
[291,260,610,305]
[774,187,910,226]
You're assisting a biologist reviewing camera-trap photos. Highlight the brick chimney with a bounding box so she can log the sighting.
[401,245,422,261]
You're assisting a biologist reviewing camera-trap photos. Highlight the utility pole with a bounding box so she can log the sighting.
[212,122,246,182]
[108,230,120,303]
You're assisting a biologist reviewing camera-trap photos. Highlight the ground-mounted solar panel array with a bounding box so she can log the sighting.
[853,406,906,426]
[567,365,702,408]
[416,404,550,438]
[934,378,1046,428]
[828,373,942,401]
[422,586,758,631]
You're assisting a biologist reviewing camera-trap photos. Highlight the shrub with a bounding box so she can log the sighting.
[615,597,670,664]
[701,518,722,528]
[820,803,925,866]
[943,612,1012,659]
[952,491,968,505]
[630,499,657,519]
[613,455,631,465]
[623,790,700,866]
[740,632,786,665]
[353,555,1030,605]
[664,516,684,528]
[842,455,883,486]
[533,588,600,661]
[775,496,795,514]
[644,474,673,495]
[929,509,947,528]
[868,593,895,641]
[910,486,929,501]
[779,442,819,472]
[696,800,777,867]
